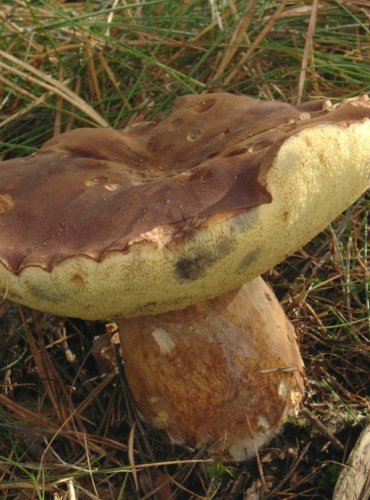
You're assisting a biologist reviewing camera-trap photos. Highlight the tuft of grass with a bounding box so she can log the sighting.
[0,1,369,498]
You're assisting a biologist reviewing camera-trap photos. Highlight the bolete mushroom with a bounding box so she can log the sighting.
[0,93,369,460]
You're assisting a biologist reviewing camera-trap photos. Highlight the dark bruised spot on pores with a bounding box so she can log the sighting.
[175,237,235,282]
[25,281,66,303]
[175,255,212,282]
[237,248,260,273]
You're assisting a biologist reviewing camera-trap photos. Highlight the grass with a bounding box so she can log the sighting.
[0,0,369,498]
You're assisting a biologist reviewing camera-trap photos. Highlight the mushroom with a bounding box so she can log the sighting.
[0,93,369,460]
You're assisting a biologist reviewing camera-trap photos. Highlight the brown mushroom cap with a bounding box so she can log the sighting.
[0,93,369,319]
[119,277,304,461]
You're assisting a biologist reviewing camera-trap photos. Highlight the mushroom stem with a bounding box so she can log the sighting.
[119,277,304,461]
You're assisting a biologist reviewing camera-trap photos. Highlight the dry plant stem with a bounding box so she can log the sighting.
[293,0,319,105]
[301,407,344,451]
[0,394,128,461]
[18,308,75,434]
[53,66,64,137]
[265,441,311,499]
[318,366,353,400]
[0,92,49,130]
[0,49,108,127]
[119,277,304,462]
[211,0,258,81]
[224,0,288,85]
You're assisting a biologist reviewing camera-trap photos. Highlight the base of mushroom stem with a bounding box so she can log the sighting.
[119,276,305,462]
